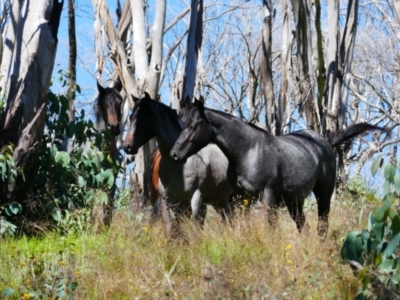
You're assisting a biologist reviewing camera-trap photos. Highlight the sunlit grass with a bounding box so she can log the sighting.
[0,195,369,299]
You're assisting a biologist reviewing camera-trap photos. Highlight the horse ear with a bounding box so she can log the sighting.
[194,98,204,108]
[131,94,140,103]
[97,81,106,94]
[144,92,152,100]
[198,95,205,104]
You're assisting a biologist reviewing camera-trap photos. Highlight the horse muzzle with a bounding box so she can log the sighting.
[124,144,138,155]
[170,150,187,163]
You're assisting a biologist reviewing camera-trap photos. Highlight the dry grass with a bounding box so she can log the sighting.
[0,196,369,299]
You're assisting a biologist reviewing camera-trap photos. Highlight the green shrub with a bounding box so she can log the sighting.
[341,155,400,299]
[1,82,121,236]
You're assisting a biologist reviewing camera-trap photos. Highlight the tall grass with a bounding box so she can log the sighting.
[0,196,369,299]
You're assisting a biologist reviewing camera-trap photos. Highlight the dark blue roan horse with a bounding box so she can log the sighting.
[170,100,385,236]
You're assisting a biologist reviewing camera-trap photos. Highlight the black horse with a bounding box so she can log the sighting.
[123,93,235,236]
[170,100,385,236]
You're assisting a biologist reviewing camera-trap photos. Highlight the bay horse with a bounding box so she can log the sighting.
[170,100,385,236]
[123,93,234,236]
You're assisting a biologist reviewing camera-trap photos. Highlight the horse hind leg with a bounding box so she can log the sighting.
[313,184,333,237]
[286,198,308,233]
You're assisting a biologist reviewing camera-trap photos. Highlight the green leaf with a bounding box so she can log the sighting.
[68,282,78,291]
[371,155,383,176]
[55,151,63,163]
[341,231,360,262]
[2,288,15,296]
[372,207,385,222]
[78,176,86,187]
[374,222,385,242]
[5,202,22,216]
[95,173,104,184]
[98,191,108,205]
[97,151,104,162]
[378,259,395,273]
[384,163,396,182]
[361,230,370,241]
[383,232,400,259]
[51,208,61,222]
[368,211,378,231]
[87,149,93,160]
[62,152,71,166]
[391,215,400,235]
[394,174,400,195]
[383,180,391,195]
[107,173,115,189]
[390,274,400,285]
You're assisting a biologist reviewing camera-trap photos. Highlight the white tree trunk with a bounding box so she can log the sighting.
[146,0,166,99]
[278,0,291,135]
[0,0,23,92]
[131,0,148,88]
[260,0,275,134]
[325,0,340,135]
[0,0,63,201]
[339,0,359,129]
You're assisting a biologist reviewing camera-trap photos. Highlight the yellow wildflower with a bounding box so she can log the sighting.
[243,199,249,206]
[142,226,149,232]
[75,271,81,276]
[286,259,292,264]
[285,244,292,250]
[59,261,66,266]
[23,293,31,299]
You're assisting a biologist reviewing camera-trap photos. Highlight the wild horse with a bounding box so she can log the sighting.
[170,100,385,236]
[97,83,171,225]
[123,93,234,236]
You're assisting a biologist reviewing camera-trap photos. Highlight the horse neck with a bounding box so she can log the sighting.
[151,103,182,156]
[205,109,274,162]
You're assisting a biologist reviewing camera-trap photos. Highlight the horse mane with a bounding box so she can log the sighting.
[205,107,271,135]
[152,100,182,130]
[94,100,106,131]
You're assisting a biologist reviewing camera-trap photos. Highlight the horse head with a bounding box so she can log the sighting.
[170,98,213,162]
[97,81,123,135]
[123,92,157,155]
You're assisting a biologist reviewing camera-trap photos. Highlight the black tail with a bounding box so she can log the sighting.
[328,123,387,148]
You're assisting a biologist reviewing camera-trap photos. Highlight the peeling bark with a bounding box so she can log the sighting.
[260,0,275,134]
[0,0,64,201]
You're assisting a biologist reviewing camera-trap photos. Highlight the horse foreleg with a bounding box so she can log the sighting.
[215,199,233,226]
[166,195,187,239]
[191,190,207,228]
[262,188,278,227]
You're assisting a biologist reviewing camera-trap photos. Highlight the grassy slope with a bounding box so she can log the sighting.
[0,195,372,299]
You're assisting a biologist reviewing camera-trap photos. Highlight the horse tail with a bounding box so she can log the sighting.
[149,148,161,199]
[328,123,386,148]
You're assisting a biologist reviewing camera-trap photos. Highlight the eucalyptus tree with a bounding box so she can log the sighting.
[0,0,63,202]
